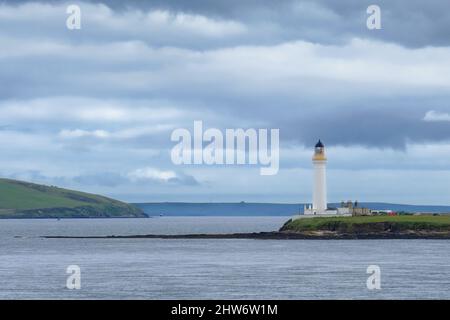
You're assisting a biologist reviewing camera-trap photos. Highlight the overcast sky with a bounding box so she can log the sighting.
[1,0,450,204]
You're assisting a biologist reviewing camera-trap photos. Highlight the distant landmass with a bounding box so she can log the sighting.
[134,202,450,217]
[0,178,145,218]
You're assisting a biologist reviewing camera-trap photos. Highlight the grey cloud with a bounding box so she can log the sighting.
[2,170,69,186]
[167,175,200,186]
[5,0,450,48]
[1,1,450,202]
[2,36,450,150]
[3,169,200,188]
[72,172,128,187]
[278,103,450,149]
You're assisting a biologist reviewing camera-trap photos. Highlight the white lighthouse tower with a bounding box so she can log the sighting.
[304,140,336,215]
[312,140,327,213]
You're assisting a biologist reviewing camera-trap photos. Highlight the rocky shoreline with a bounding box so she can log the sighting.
[41,230,450,240]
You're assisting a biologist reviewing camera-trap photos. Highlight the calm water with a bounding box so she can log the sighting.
[0,217,449,299]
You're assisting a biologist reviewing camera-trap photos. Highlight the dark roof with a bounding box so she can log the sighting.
[315,140,324,148]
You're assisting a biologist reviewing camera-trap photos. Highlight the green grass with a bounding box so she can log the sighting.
[0,179,86,210]
[281,215,450,233]
[0,178,145,218]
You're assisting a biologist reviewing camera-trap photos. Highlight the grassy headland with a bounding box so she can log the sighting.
[0,178,146,218]
[279,215,450,238]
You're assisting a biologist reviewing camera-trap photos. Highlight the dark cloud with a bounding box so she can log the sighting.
[277,102,450,149]
[5,0,450,48]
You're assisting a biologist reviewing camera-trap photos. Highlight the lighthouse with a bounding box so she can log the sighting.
[312,140,327,213]
[304,140,336,215]
[299,140,360,218]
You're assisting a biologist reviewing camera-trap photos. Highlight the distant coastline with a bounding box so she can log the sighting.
[134,202,450,217]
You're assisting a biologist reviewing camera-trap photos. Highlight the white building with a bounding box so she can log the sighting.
[303,140,340,216]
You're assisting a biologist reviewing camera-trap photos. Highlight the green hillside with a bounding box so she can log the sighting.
[0,178,146,218]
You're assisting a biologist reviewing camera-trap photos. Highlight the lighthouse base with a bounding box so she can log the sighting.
[295,207,351,221]
[303,208,338,216]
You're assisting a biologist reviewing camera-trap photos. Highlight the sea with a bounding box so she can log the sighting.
[0,216,449,299]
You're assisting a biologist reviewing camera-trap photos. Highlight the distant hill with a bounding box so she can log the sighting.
[134,202,450,217]
[0,178,146,218]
